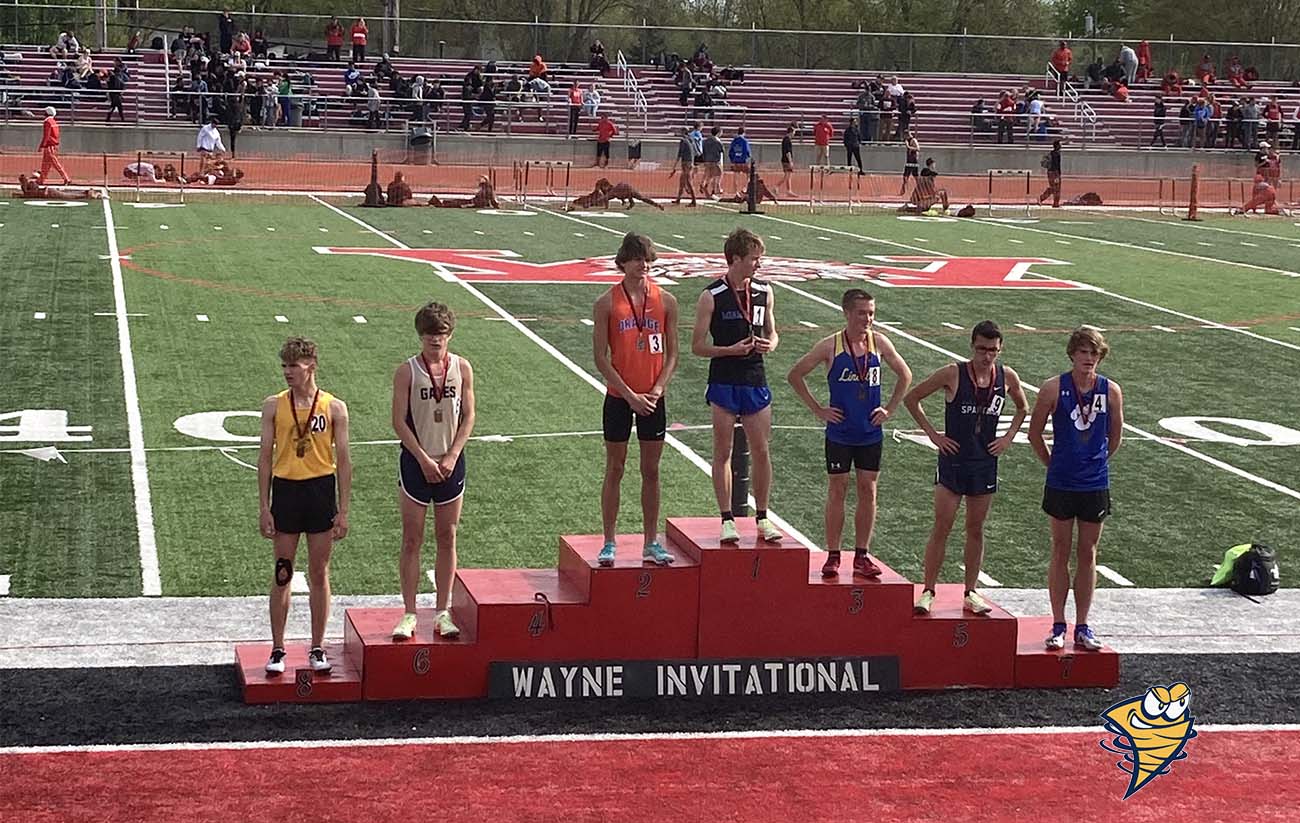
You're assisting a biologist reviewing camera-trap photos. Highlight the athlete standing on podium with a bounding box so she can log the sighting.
[257,337,352,675]
[692,228,783,546]
[1027,326,1124,652]
[592,233,680,566]
[788,289,911,579]
[391,302,477,641]
[903,321,1028,616]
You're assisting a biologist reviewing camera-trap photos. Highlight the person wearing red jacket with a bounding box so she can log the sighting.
[1050,41,1072,94]
[813,114,833,167]
[1135,40,1152,81]
[594,114,618,167]
[350,18,368,63]
[37,106,70,185]
[567,82,584,136]
[325,17,344,61]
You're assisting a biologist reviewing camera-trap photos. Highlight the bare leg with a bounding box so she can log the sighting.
[304,531,334,648]
[1073,519,1104,625]
[398,492,429,614]
[269,533,300,649]
[852,469,879,550]
[601,440,628,543]
[1048,516,1076,623]
[709,403,737,512]
[739,405,773,511]
[922,485,962,590]
[962,493,994,592]
[433,495,463,612]
[639,440,665,547]
[825,472,850,550]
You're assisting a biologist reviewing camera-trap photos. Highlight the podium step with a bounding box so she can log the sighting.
[345,607,487,700]
[900,584,1018,689]
[668,517,912,657]
[1014,616,1121,688]
[236,641,362,704]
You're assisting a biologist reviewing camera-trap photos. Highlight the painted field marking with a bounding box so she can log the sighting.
[523,231,535,236]
[912,237,930,243]
[266,227,277,232]
[275,315,288,323]
[1097,565,1135,587]
[579,318,594,326]
[290,571,309,593]
[572,232,585,237]
[473,230,485,236]
[961,238,977,243]
[769,235,782,240]
[799,320,819,328]
[93,312,147,317]
[672,234,686,239]
[1007,238,1024,244]
[212,226,222,231]
[195,314,209,322]
[318,227,329,233]
[958,565,1002,587]
[941,322,963,330]
[1152,325,1177,333]
[103,196,160,597]
[33,312,46,320]
[425,569,439,592]
[486,316,538,322]
[1055,240,1072,245]
[352,315,367,324]
[1148,240,1164,246]
[1241,241,1259,247]
[1013,322,1036,331]
[1198,241,1214,246]
[1291,327,1300,333]
[0,575,9,596]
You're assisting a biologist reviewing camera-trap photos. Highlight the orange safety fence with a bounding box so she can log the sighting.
[0,147,1291,212]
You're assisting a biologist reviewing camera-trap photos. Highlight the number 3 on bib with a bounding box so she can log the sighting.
[647,333,664,354]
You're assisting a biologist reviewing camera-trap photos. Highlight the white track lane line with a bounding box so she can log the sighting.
[103,195,161,596]
[309,197,815,552]
[1096,565,1135,586]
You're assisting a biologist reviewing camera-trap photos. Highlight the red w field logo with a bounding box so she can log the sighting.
[313,247,1080,289]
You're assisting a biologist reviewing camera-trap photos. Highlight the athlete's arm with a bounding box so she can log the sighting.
[331,398,352,540]
[786,335,842,424]
[592,291,633,395]
[1027,376,1058,468]
[989,366,1030,457]
[752,285,778,353]
[1107,379,1124,458]
[652,290,681,398]
[872,332,913,427]
[903,364,960,454]
[691,290,752,359]
[438,358,477,474]
[391,361,444,483]
[257,395,278,539]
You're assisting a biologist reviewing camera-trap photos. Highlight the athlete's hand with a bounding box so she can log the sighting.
[815,405,844,424]
[630,392,657,417]
[437,453,459,479]
[987,434,1014,457]
[332,511,350,540]
[420,454,445,483]
[728,338,755,356]
[751,335,774,354]
[259,508,276,539]
[869,406,892,427]
[929,431,962,455]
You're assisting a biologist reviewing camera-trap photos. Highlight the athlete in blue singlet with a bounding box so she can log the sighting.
[903,321,1028,616]
[1028,326,1125,652]
[788,288,912,580]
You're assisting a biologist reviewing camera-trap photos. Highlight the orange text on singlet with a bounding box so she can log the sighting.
[606,279,666,395]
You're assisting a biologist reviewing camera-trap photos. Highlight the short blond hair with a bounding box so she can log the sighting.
[279,337,318,364]
[723,228,764,264]
[1067,326,1109,359]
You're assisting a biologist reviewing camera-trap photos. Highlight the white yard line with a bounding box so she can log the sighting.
[0,575,9,596]
[941,322,963,330]
[1096,565,1135,587]
[103,195,161,597]
[309,198,814,552]
[1152,325,1177,333]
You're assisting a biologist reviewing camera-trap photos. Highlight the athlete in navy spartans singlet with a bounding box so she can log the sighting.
[788,289,912,580]
[1028,326,1124,653]
[903,321,1028,616]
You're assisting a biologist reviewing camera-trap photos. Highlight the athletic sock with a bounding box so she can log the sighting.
[923,588,935,596]
[720,511,734,522]
[853,548,868,561]
[965,589,975,597]
[1052,621,1068,635]
[756,509,767,521]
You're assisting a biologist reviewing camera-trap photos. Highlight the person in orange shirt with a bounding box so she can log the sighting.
[325,16,344,62]
[592,233,680,566]
[37,107,70,186]
[594,112,618,166]
[568,81,584,135]
[350,17,368,63]
[1135,40,1153,82]
[529,54,548,80]
[1234,173,1283,216]
[1050,40,1072,94]
[813,114,833,167]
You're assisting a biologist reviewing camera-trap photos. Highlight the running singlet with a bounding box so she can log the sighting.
[272,389,336,480]
[705,277,770,386]
[905,147,919,166]
[405,353,464,459]
[607,280,666,395]
[826,331,883,446]
[1046,372,1110,491]
[943,362,1006,462]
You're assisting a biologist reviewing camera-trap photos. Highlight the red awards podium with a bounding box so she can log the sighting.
[236,517,1118,703]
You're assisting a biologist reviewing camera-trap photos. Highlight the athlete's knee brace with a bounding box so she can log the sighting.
[275,557,293,587]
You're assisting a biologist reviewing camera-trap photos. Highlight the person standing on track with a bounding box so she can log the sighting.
[257,337,352,675]
[1038,139,1063,208]
[592,233,680,566]
[1027,326,1124,652]
[391,302,477,641]
[37,106,70,186]
[788,288,912,580]
[899,130,920,196]
[903,321,1028,616]
[692,228,783,546]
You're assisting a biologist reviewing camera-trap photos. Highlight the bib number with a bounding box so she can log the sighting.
[647,333,664,354]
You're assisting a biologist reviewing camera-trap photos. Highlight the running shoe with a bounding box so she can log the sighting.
[308,646,331,673]
[643,541,674,566]
[852,553,882,578]
[1074,624,1103,651]
[597,540,617,567]
[821,551,841,578]
[435,609,460,638]
[914,590,935,615]
[720,519,740,544]
[265,647,286,675]
[756,518,783,542]
[963,591,993,615]
[392,612,418,640]
[1045,622,1068,650]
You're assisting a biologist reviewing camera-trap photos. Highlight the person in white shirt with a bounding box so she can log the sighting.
[1292,103,1300,151]
[196,117,227,170]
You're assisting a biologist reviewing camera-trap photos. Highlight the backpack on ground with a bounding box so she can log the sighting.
[1210,543,1280,595]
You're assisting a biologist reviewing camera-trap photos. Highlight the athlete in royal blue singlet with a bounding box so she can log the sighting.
[1028,326,1125,652]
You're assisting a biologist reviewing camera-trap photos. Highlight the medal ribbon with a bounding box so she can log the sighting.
[289,389,320,449]
[621,281,648,343]
[420,353,451,404]
[969,362,995,434]
[845,332,872,387]
[729,277,753,332]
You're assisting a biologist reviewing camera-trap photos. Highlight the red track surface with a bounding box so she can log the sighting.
[4,728,1298,822]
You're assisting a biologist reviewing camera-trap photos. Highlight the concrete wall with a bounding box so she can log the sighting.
[0,121,1261,178]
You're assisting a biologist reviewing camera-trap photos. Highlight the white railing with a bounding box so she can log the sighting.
[1049,62,1099,142]
[616,49,649,130]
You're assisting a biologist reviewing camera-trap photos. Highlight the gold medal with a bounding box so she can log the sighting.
[434,408,444,423]
[289,389,320,462]
[295,437,308,458]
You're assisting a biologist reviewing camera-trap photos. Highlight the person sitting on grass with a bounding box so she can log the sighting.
[898,157,949,214]
[15,173,103,199]
[1232,173,1288,216]
[427,175,500,209]
[182,161,245,186]
[719,173,780,206]
[386,171,416,206]
[570,178,664,211]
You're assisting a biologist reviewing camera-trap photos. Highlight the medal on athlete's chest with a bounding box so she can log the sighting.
[295,436,309,458]
[858,387,867,402]
[434,406,444,423]
[636,336,645,352]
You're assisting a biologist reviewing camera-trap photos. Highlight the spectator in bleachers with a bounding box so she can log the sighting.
[1192,97,1211,148]
[1196,54,1216,86]
[1118,44,1137,86]
[813,114,833,167]
[567,81,584,135]
[410,75,428,121]
[1136,40,1153,81]
[1027,91,1044,136]
[886,75,905,108]
[843,117,863,174]
[970,98,993,135]
[896,91,916,141]
[1050,40,1072,95]
[1161,69,1183,97]
[855,82,878,143]
[227,78,246,154]
[590,40,610,75]
[351,17,368,62]
[106,57,127,122]
[192,73,209,123]
[1226,55,1247,89]
[1085,58,1104,89]
[1149,92,1167,147]
[73,49,94,84]
[525,74,551,121]
[727,127,751,195]
[594,113,617,167]
[529,54,548,80]
[251,30,269,59]
[375,54,396,83]
[366,81,381,129]
[218,10,236,54]
[52,31,79,59]
[674,62,693,106]
[260,77,277,127]
[228,50,247,74]
[692,43,712,72]
[878,91,895,143]
[583,83,602,118]
[126,30,142,54]
[996,90,1015,143]
[459,72,476,130]
[692,82,714,122]
[1224,98,1242,148]
[233,31,251,56]
[428,77,445,115]
[1291,100,1300,150]
[479,77,497,131]
[344,62,362,94]
[1264,97,1283,145]
[719,65,745,83]
[1209,93,1224,147]
[325,17,344,62]
[779,124,797,197]
[278,73,292,125]
[1242,96,1260,148]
